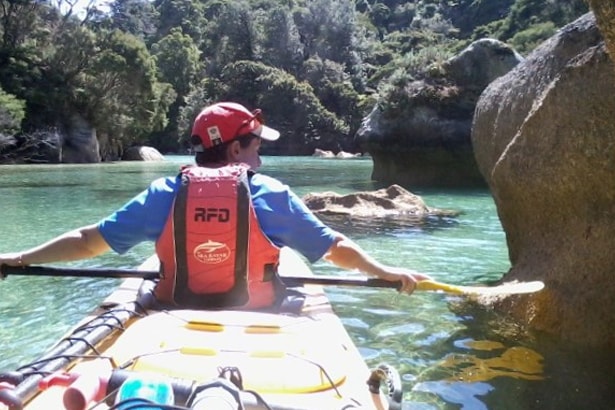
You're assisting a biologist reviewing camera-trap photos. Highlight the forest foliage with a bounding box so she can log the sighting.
[0,0,588,160]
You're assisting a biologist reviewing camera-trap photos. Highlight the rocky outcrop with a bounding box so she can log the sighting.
[336,151,361,159]
[445,39,525,89]
[472,13,615,346]
[356,39,523,189]
[122,146,165,161]
[312,148,361,158]
[312,148,335,158]
[302,184,457,219]
[61,113,100,163]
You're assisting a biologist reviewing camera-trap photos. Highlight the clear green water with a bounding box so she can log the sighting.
[1,156,614,409]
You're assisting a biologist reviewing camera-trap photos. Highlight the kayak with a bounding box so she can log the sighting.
[0,248,402,410]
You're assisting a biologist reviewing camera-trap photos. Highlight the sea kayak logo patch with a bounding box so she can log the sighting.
[193,240,231,264]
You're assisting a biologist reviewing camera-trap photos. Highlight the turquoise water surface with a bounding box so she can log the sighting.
[1,156,614,409]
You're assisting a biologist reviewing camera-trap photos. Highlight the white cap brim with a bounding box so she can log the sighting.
[253,124,280,141]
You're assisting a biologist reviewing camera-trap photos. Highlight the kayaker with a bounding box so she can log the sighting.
[0,102,431,308]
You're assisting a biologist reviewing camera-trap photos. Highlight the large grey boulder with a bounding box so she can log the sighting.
[356,39,522,189]
[122,146,165,161]
[445,38,525,89]
[472,13,615,346]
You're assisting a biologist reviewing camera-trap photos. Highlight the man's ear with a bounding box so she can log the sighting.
[228,140,241,160]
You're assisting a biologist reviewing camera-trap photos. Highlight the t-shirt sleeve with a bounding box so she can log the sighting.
[250,174,338,263]
[97,176,179,254]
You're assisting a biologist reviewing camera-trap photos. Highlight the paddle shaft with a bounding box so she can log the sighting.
[1,265,545,295]
[2,265,160,280]
[1,264,399,289]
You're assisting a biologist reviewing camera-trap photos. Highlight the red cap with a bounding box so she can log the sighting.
[190,102,280,151]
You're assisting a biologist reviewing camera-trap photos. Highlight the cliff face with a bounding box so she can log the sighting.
[472,13,615,346]
[355,39,523,189]
[61,113,101,163]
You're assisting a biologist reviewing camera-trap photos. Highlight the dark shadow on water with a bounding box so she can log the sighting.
[427,302,615,410]
[315,213,460,237]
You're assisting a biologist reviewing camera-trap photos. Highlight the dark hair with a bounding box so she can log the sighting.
[194,133,259,166]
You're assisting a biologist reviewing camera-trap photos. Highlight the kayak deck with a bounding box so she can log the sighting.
[2,249,391,410]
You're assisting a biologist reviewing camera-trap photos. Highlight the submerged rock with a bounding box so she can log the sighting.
[302,184,458,221]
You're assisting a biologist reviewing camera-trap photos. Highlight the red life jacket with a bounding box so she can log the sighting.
[155,163,282,309]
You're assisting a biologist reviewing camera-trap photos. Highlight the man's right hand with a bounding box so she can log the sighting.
[0,253,25,279]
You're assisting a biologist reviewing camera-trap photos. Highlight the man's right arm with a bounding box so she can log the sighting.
[0,224,111,267]
[323,234,432,295]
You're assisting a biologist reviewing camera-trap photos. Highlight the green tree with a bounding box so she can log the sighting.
[508,21,557,54]
[150,27,201,151]
[0,0,46,98]
[0,87,25,135]
[301,56,364,134]
[293,0,366,90]
[259,5,304,74]
[0,0,40,52]
[154,0,208,46]
[492,0,587,49]
[107,0,159,42]
[293,0,362,66]
[78,30,175,150]
[200,0,257,77]
[0,3,101,130]
[151,27,201,98]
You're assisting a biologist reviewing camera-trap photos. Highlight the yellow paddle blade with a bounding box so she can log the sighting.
[416,280,466,294]
[416,279,545,296]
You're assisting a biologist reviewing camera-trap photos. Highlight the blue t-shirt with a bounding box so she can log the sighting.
[97,173,337,263]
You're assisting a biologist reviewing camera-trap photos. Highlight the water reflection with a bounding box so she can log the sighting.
[441,343,544,382]
[315,214,460,238]
[412,381,494,410]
